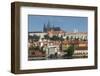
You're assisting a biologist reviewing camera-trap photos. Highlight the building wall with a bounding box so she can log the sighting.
[29,32,87,40]
[29,32,47,38]
[65,32,87,40]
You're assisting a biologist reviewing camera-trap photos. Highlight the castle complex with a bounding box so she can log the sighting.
[29,21,87,41]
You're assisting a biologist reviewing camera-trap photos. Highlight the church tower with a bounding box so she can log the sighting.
[43,24,46,32]
[47,21,50,29]
[73,25,78,33]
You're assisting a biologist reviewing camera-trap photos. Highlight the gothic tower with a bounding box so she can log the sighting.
[43,24,46,32]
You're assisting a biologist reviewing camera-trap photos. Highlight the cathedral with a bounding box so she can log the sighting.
[43,21,61,32]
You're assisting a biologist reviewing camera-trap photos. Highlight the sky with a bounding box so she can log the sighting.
[28,15,88,32]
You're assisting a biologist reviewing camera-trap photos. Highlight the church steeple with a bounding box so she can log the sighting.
[52,24,54,28]
[43,24,46,32]
[73,24,78,33]
[47,20,50,29]
[43,20,61,32]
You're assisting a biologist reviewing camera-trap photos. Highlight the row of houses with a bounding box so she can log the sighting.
[28,38,88,60]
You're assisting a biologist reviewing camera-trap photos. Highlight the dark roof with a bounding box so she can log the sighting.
[28,31,43,33]
[53,27,61,31]
[49,27,61,31]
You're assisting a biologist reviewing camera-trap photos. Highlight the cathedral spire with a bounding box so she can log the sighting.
[43,24,46,32]
[53,24,54,28]
[73,24,78,33]
[47,20,50,29]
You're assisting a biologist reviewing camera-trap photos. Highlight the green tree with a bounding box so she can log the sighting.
[66,36,69,40]
[59,35,64,41]
[50,35,59,41]
[28,35,33,39]
[67,45,74,57]
[70,36,73,40]
[44,34,49,40]
[64,45,75,57]
[32,35,40,41]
